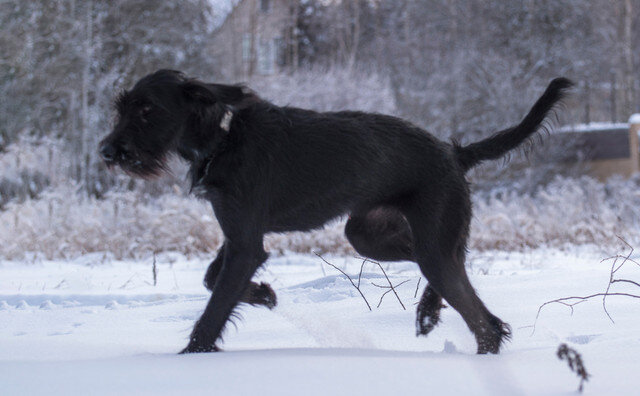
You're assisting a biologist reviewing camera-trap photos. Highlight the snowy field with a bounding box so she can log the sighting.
[1,248,640,395]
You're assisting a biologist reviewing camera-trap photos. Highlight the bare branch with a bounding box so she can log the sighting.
[357,259,367,289]
[533,238,640,333]
[152,253,158,287]
[315,252,372,311]
[374,279,411,308]
[357,256,406,310]
[603,237,633,323]
[611,279,640,288]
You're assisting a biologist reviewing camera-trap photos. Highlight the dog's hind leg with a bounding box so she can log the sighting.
[204,244,276,309]
[403,191,511,354]
[415,284,447,336]
[345,206,415,262]
[345,206,444,336]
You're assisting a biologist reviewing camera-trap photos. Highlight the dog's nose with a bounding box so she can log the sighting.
[99,143,117,162]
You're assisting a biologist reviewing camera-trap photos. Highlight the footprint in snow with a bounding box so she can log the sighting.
[566,334,601,345]
[443,340,458,354]
[151,314,198,323]
[48,331,73,336]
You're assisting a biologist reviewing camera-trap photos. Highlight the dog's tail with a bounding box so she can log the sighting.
[453,78,573,172]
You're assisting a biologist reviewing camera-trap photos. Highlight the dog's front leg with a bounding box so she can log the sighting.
[204,243,277,309]
[181,239,268,353]
[203,244,225,291]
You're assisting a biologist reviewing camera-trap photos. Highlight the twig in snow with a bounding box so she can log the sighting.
[557,343,589,393]
[152,253,158,287]
[532,237,640,334]
[612,278,640,288]
[357,256,406,310]
[414,277,421,298]
[53,279,68,289]
[601,236,634,322]
[119,274,138,289]
[172,268,180,291]
[315,252,372,311]
[357,259,367,289]
[372,279,411,308]
[318,258,326,277]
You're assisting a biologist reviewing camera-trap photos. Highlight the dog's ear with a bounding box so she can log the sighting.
[209,84,260,111]
[182,81,259,109]
[206,84,245,103]
[182,80,218,104]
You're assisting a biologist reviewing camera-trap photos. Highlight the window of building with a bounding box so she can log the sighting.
[260,0,270,13]
[257,40,274,75]
[274,37,286,67]
[242,34,251,62]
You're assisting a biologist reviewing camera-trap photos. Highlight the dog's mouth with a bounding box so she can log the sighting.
[102,153,125,169]
[99,139,170,179]
[120,155,168,179]
[100,153,159,179]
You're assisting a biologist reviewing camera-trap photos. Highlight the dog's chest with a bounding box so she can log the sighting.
[189,158,224,198]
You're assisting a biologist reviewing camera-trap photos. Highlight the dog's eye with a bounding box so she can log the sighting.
[139,105,153,122]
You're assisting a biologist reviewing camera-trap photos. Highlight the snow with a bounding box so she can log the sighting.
[208,0,237,28]
[558,122,629,133]
[1,249,640,395]
[630,114,640,124]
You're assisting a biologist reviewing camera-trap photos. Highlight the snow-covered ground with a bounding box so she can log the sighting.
[1,248,639,395]
[558,122,629,133]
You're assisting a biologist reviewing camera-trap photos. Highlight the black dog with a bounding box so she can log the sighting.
[100,70,572,354]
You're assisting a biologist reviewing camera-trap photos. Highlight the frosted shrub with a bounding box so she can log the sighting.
[0,136,62,207]
[3,175,640,260]
[470,176,640,250]
[0,185,219,260]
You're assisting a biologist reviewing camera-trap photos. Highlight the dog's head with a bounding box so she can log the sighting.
[99,69,258,178]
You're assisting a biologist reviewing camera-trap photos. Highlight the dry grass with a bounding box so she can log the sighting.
[2,175,639,260]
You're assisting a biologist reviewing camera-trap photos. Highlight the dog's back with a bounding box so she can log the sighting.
[223,105,456,231]
[220,77,571,232]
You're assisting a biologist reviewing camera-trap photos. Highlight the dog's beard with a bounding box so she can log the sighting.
[109,152,170,179]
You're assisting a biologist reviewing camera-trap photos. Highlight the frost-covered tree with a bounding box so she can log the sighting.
[0,0,219,195]
[294,0,637,133]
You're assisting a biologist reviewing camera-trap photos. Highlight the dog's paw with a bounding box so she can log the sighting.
[415,303,446,337]
[247,282,277,310]
[475,316,512,354]
[179,342,221,354]
[416,315,439,337]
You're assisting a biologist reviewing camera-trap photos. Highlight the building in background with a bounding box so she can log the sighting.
[556,116,640,180]
[211,0,299,80]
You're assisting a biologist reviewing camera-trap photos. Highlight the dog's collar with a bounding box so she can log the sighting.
[220,108,233,132]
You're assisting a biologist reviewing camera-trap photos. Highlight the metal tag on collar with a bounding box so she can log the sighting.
[220,108,233,132]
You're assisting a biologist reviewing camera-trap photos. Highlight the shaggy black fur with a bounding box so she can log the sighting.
[99,70,572,354]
